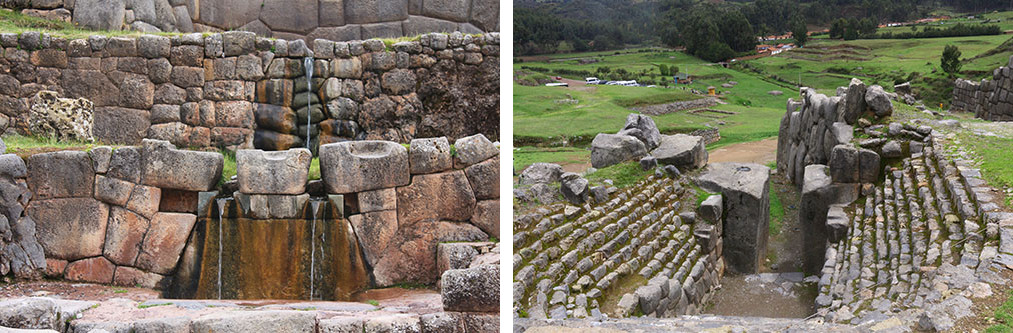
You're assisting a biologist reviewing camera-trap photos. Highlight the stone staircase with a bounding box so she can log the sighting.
[513,174,718,320]
[816,138,1003,323]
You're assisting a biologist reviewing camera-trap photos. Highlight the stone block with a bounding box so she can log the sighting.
[30,198,109,260]
[829,145,859,183]
[518,163,563,185]
[64,257,115,284]
[232,193,310,220]
[345,0,409,24]
[140,139,223,191]
[396,171,476,225]
[357,188,396,213]
[135,212,196,274]
[236,149,311,195]
[651,134,707,170]
[453,134,498,167]
[191,311,315,332]
[441,265,499,312]
[94,175,134,206]
[27,151,93,199]
[349,210,397,267]
[590,134,646,169]
[102,207,149,266]
[465,156,498,200]
[696,163,770,275]
[409,137,452,174]
[319,141,409,194]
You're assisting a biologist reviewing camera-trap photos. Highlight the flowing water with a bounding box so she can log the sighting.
[183,197,369,301]
[309,199,324,300]
[215,197,231,300]
[304,57,313,149]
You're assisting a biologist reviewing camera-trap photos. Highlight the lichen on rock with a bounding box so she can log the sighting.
[27,90,95,142]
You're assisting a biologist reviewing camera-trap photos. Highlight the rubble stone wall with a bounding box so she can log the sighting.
[4,0,498,40]
[0,31,499,150]
[951,56,1013,121]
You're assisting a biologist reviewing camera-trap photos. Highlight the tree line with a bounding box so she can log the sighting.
[515,0,1013,58]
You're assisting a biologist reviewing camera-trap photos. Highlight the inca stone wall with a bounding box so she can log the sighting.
[3,0,498,41]
[776,79,894,188]
[25,139,223,288]
[0,31,499,150]
[513,174,724,319]
[7,133,499,297]
[950,55,1013,121]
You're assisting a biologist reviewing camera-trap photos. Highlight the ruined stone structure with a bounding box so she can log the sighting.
[0,31,500,150]
[3,0,498,40]
[513,174,725,319]
[814,135,1011,329]
[950,55,1013,121]
[776,79,892,189]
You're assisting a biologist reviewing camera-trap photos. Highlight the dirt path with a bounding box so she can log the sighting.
[708,137,778,165]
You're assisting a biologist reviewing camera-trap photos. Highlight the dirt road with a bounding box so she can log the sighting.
[708,137,778,165]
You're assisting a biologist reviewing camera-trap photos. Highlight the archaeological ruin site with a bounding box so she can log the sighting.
[514,56,1013,331]
[0,0,502,331]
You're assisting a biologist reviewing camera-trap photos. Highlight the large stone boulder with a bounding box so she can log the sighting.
[441,264,499,313]
[236,149,311,195]
[27,91,94,142]
[372,221,487,286]
[559,172,588,205]
[29,198,108,261]
[828,145,859,183]
[140,139,223,192]
[841,78,866,124]
[465,156,498,200]
[617,113,661,151]
[102,207,149,266]
[865,85,893,117]
[320,141,409,194]
[696,162,770,274]
[396,171,476,225]
[651,134,707,170]
[518,163,563,185]
[589,134,646,169]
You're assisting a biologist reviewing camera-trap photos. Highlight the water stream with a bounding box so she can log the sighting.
[303,57,313,149]
[215,197,231,300]
[309,200,324,300]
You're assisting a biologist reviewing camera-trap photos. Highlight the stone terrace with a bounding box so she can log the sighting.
[513,173,724,320]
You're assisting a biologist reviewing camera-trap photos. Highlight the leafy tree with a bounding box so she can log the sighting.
[829,19,846,39]
[941,45,962,75]
[699,42,735,63]
[658,64,670,76]
[791,17,808,47]
[719,10,756,53]
[670,65,680,75]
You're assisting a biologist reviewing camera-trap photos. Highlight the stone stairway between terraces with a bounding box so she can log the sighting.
[816,138,1006,323]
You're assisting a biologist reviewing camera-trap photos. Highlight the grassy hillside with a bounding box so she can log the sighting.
[743,33,1012,107]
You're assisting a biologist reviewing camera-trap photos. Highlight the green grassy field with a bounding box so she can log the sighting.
[514,47,793,173]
